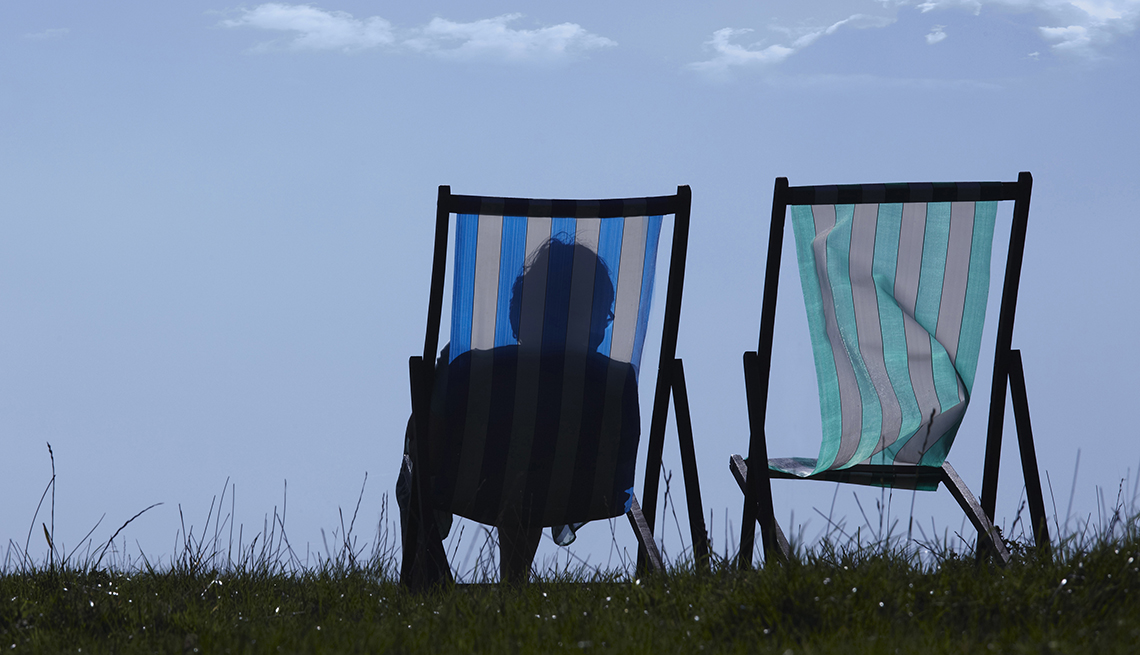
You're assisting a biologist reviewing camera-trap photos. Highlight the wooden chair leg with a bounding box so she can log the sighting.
[729,455,791,564]
[400,451,453,589]
[627,494,664,574]
[407,510,453,590]
[1008,350,1050,553]
[403,356,453,590]
[941,462,1011,565]
[671,359,710,570]
[399,491,422,585]
[737,352,790,567]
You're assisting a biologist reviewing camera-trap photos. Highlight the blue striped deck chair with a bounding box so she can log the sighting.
[731,173,1049,567]
[402,186,710,587]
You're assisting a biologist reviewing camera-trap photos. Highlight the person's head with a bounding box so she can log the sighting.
[508,239,615,353]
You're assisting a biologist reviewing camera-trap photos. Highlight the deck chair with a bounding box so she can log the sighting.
[401,186,710,588]
[732,173,1048,568]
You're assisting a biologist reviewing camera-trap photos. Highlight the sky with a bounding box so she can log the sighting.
[3,1,1139,575]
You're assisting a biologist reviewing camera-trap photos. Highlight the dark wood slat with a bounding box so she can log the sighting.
[446,194,682,218]
[670,358,710,569]
[1008,349,1050,552]
[639,185,693,573]
[763,464,943,490]
[400,358,425,586]
[403,356,454,590]
[785,180,1020,205]
[627,494,664,573]
[729,455,790,562]
[941,462,1011,565]
[423,186,452,363]
[739,176,789,569]
[981,172,1033,545]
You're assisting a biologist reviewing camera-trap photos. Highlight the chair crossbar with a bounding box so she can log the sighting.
[446,194,683,219]
[785,181,1020,206]
[765,462,945,491]
[730,455,1011,565]
[728,455,791,560]
[626,495,664,572]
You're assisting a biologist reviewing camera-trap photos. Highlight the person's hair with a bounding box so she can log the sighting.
[508,239,615,351]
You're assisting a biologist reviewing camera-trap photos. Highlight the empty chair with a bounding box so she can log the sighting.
[732,173,1048,567]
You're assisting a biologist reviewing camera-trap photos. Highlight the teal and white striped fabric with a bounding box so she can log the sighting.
[789,201,998,473]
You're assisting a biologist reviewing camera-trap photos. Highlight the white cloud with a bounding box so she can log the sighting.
[926,25,949,42]
[688,14,895,78]
[408,14,615,62]
[24,28,70,40]
[895,0,1140,58]
[1040,23,1095,50]
[220,5,614,63]
[221,3,393,51]
[687,28,796,74]
[826,13,898,32]
[915,0,984,14]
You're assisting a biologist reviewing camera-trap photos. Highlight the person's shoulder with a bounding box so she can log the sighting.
[584,352,635,377]
[448,345,521,366]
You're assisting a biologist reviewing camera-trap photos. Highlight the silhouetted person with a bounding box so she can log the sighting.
[398,239,639,585]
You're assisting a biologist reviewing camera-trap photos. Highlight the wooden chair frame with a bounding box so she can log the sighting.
[401,185,709,588]
[735,173,1048,568]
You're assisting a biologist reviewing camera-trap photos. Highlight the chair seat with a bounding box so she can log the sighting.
[730,454,943,492]
[433,347,641,527]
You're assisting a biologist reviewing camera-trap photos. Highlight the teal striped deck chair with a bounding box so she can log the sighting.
[732,173,1049,567]
[402,186,710,587]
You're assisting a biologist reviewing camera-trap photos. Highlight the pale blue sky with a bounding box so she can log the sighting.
[3,1,1138,572]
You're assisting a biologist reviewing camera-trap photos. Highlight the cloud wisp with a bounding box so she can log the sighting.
[24,28,70,40]
[220,4,614,63]
[688,1,1137,78]
[902,0,1140,57]
[407,14,615,62]
[220,3,393,52]
[687,14,894,79]
[926,25,949,43]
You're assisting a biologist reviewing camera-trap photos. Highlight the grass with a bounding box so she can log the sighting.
[3,447,1140,653]
[4,538,1140,653]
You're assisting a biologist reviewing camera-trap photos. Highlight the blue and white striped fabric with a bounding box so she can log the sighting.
[433,213,663,527]
[789,201,997,473]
